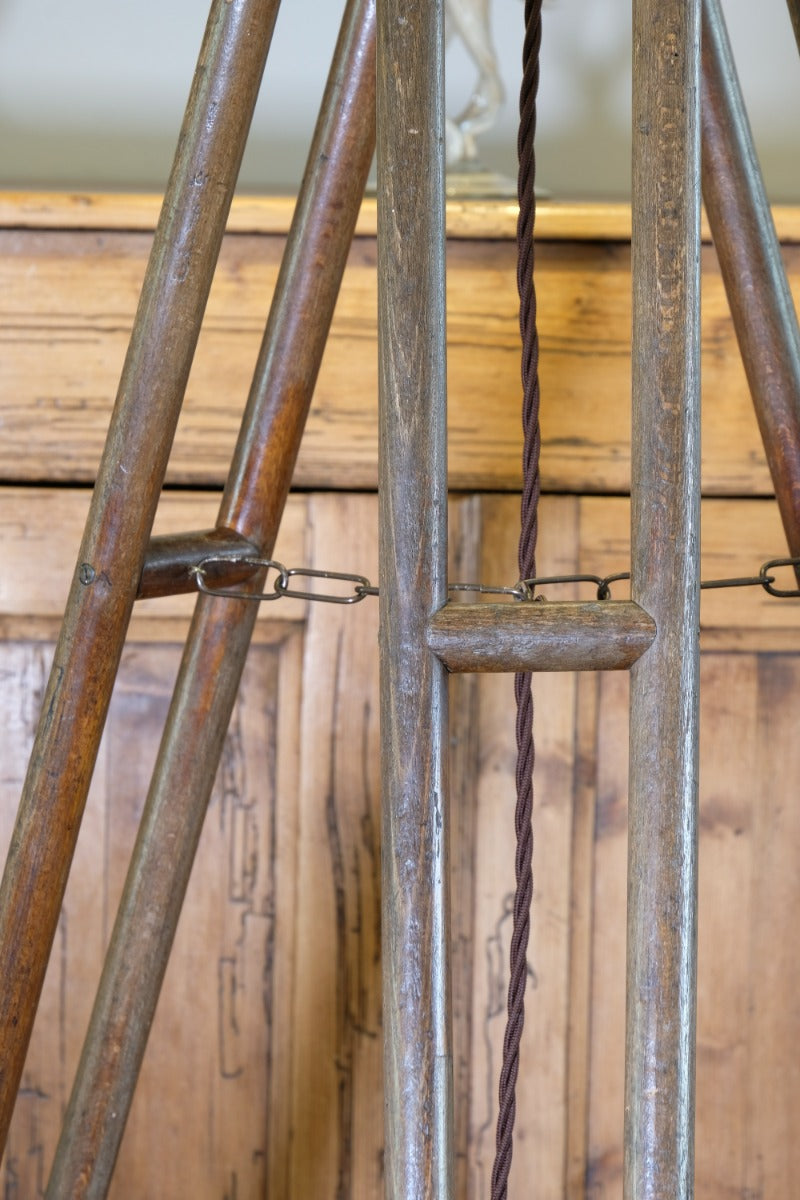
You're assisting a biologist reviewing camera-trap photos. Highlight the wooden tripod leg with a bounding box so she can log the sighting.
[377,1,452,1196]
[0,0,281,1154]
[626,0,701,1196]
[45,4,377,1195]
[701,0,800,569]
[786,0,800,56]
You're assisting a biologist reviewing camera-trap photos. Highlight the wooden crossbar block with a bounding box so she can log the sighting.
[426,601,656,674]
[138,529,259,599]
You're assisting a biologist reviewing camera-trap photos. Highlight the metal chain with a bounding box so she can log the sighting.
[192,554,800,604]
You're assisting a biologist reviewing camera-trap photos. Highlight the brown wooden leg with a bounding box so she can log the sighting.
[45,3,377,1195]
[626,0,701,1195]
[377,0,453,1195]
[0,0,282,1155]
[701,0,800,572]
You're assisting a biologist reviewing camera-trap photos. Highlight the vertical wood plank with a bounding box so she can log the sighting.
[466,495,581,1198]
[693,654,759,1197]
[376,0,451,1194]
[745,655,800,1194]
[565,670,601,1198]
[0,635,303,1198]
[587,652,800,1200]
[447,496,483,1200]
[627,0,701,1194]
[108,638,303,1198]
[586,670,631,1198]
[288,494,383,1198]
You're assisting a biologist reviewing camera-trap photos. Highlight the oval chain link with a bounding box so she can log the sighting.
[192,554,800,604]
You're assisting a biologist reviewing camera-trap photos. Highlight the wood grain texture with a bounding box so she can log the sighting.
[427,601,655,673]
[445,498,483,1200]
[377,0,452,1193]
[626,0,701,1191]
[578,497,800,1199]
[5,230,800,497]
[5,490,796,640]
[466,495,583,1198]
[4,191,800,242]
[286,494,383,1198]
[0,632,304,1198]
[565,671,601,1198]
[586,654,800,1200]
[2,492,800,1194]
[2,165,799,1189]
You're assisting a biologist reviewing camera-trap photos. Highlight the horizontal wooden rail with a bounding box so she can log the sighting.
[4,192,800,243]
[426,601,656,673]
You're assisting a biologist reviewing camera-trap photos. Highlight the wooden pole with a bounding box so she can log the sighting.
[701,0,800,571]
[377,0,452,1195]
[626,0,701,1195]
[44,3,377,1195]
[0,0,281,1153]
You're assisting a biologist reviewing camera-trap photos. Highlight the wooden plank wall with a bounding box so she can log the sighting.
[2,488,799,1196]
[1,197,800,1197]
[3,211,800,496]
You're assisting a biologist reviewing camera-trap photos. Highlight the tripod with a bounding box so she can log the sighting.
[1,0,799,1195]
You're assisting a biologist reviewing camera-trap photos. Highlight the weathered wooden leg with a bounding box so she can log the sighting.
[701,0,800,568]
[377,0,453,1196]
[0,0,281,1154]
[625,0,701,1196]
[43,3,377,1195]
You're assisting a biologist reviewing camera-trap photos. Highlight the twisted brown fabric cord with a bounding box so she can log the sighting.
[490,1,543,1196]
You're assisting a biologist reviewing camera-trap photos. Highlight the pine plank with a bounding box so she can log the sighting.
[466,495,581,1197]
[3,491,800,1194]
[0,633,304,1198]
[446,495,483,1200]
[287,493,383,1197]
[578,494,800,633]
[578,499,800,1200]
[3,227,799,496]
[3,191,800,242]
[565,671,600,1198]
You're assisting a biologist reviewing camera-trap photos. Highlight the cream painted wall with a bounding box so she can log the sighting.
[0,0,798,200]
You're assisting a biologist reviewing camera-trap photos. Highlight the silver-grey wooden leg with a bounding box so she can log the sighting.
[377,0,453,1195]
[626,0,702,1196]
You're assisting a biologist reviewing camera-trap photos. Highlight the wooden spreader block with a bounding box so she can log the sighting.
[427,601,656,674]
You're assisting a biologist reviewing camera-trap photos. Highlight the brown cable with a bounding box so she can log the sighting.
[490,1,543,1196]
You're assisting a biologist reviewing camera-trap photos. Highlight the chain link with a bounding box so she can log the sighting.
[192,554,800,604]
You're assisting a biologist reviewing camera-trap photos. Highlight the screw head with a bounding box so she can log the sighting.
[79,563,96,585]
